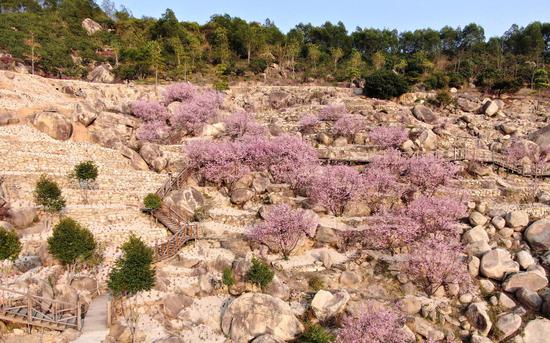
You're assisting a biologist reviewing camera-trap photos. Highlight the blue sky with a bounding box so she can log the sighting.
[115,0,549,38]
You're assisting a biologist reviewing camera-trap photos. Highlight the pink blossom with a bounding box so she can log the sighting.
[298,115,321,133]
[332,115,366,138]
[223,111,266,139]
[369,149,408,175]
[171,89,223,135]
[336,302,408,343]
[248,204,318,258]
[306,165,362,216]
[406,196,466,237]
[361,166,404,211]
[136,120,170,142]
[359,211,421,249]
[368,126,408,149]
[185,140,250,187]
[318,104,347,121]
[162,82,198,104]
[401,235,471,296]
[130,100,169,122]
[405,154,459,194]
[267,135,318,186]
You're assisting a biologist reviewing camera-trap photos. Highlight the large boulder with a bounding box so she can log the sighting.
[505,210,529,228]
[87,65,114,83]
[479,249,519,280]
[230,188,255,205]
[495,313,522,340]
[525,219,550,252]
[164,187,204,220]
[81,18,102,35]
[221,293,303,342]
[162,294,193,318]
[503,271,549,292]
[523,318,550,343]
[411,105,437,124]
[7,207,37,229]
[121,146,149,171]
[32,112,73,140]
[465,302,492,336]
[529,124,550,151]
[310,290,350,321]
[139,142,167,172]
[480,100,499,116]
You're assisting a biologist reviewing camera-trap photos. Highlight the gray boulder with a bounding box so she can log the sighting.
[32,112,73,140]
[310,290,350,321]
[480,248,519,280]
[525,219,550,251]
[8,207,37,229]
[164,187,204,220]
[503,271,548,292]
[495,313,522,340]
[523,318,550,343]
[412,105,437,124]
[221,293,303,342]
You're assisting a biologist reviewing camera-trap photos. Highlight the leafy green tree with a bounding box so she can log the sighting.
[147,40,163,91]
[0,227,22,261]
[48,217,96,277]
[307,43,321,73]
[143,193,162,211]
[108,234,155,296]
[533,68,549,89]
[364,70,409,99]
[347,50,363,80]
[34,175,65,214]
[246,258,274,290]
[72,160,98,183]
[108,235,155,343]
[329,47,343,73]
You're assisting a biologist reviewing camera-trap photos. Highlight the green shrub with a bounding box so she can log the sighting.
[47,217,96,266]
[143,193,162,211]
[308,276,324,292]
[297,324,335,343]
[363,70,409,99]
[222,267,236,287]
[214,78,230,91]
[491,77,522,94]
[249,59,268,74]
[73,161,98,182]
[246,258,274,289]
[447,72,464,88]
[533,68,549,89]
[0,227,22,261]
[34,175,65,213]
[433,90,453,108]
[425,71,449,90]
[108,234,156,296]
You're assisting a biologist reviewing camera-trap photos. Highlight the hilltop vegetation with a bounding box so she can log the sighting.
[0,0,549,92]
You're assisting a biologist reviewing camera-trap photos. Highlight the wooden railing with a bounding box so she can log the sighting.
[149,166,200,262]
[0,286,81,331]
[153,223,199,262]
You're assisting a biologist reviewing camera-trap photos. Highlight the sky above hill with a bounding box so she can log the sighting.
[115,0,549,38]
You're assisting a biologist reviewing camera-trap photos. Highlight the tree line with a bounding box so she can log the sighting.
[0,0,549,91]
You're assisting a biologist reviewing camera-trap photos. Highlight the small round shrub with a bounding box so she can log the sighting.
[447,72,464,88]
[425,71,449,90]
[433,90,453,108]
[48,217,96,266]
[363,70,409,99]
[246,258,274,289]
[34,175,65,213]
[0,227,22,261]
[143,193,162,210]
[250,59,268,74]
[73,161,98,181]
[298,323,335,343]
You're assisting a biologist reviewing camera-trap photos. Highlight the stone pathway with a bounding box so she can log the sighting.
[73,295,109,343]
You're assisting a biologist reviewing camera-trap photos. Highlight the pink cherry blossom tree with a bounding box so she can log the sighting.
[332,115,366,138]
[170,88,223,135]
[368,126,408,149]
[359,211,421,250]
[267,135,318,186]
[401,235,471,296]
[306,165,362,216]
[131,100,169,122]
[405,154,459,195]
[248,204,318,259]
[336,302,408,343]
[223,111,266,139]
[298,114,321,134]
[406,196,466,238]
[162,82,199,104]
[317,104,347,121]
[361,166,404,212]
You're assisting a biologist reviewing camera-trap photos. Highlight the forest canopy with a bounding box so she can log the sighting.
[0,0,549,91]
